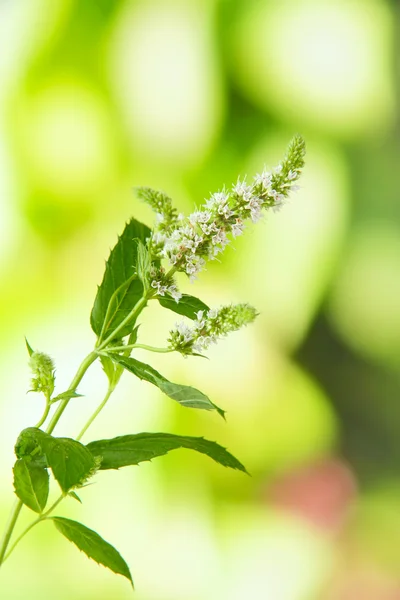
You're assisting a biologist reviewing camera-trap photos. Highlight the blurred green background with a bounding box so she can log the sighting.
[1,0,400,598]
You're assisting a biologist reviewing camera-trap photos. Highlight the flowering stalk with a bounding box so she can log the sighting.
[0,135,305,590]
[141,134,305,285]
[168,304,258,356]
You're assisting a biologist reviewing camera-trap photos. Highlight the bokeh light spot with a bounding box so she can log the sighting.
[330,221,400,368]
[232,0,394,138]
[109,0,224,166]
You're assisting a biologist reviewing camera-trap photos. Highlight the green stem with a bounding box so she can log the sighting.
[76,384,115,442]
[97,295,150,351]
[46,351,97,435]
[1,292,150,568]
[34,394,51,429]
[0,501,23,566]
[97,274,138,345]
[0,351,97,567]
[2,495,65,564]
[104,343,173,354]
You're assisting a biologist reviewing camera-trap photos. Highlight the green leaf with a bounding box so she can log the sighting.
[158,294,209,320]
[90,218,152,341]
[14,427,49,466]
[108,354,225,418]
[87,432,247,473]
[46,437,98,493]
[15,428,98,493]
[52,517,133,587]
[51,390,83,404]
[100,355,118,387]
[13,458,49,513]
[68,491,82,503]
[136,239,151,288]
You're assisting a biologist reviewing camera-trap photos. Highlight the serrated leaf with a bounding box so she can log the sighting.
[14,427,50,466]
[158,294,209,320]
[46,438,98,493]
[108,354,225,418]
[13,458,49,513]
[14,428,97,493]
[90,218,152,341]
[52,517,133,587]
[87,432,247,473]
[51,390,83,404]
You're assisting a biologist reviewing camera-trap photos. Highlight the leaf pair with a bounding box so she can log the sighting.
[13,429,133,585]
[14,428,98,511]
[13,426,246,587]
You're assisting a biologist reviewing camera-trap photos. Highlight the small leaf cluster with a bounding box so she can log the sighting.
[12,426,245,585]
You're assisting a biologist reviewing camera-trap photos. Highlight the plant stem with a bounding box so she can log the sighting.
[104,343,173,354]
[0,351,97,567]
[2,495,65,564]
[0,500,23,566]
[46,351,97,435]
[34,394,51,429]
[76,384,115,442]
[98,274,138,344]
[1,293,150,568]
[97,295,150,351]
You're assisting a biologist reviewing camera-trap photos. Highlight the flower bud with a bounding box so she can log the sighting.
[29,351,55,397]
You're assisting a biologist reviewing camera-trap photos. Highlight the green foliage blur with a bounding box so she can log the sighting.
[1,0,400,598]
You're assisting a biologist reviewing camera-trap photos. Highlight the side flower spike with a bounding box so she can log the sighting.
[168,303,258,356]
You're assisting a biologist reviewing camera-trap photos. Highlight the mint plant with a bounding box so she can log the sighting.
[0,135,305,589]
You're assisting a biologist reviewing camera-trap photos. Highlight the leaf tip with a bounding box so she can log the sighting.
[25,337,34,356]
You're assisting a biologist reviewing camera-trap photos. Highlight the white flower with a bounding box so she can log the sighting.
[192,335,216,353]
[218,203,233,219]
[184,234,203,252]
[231,219,245,238]
[254,170,272,188]
[233,178,252,198]
[168,285,182,302]
[189,210,211,224]
[176,322,194,343]
[245,197,263,223]
[151,280,168,295]
[205,191,229,210]
[200,222,219,236]
[212,229,228,247]
[152,232,166,246]
[185,256,206,282]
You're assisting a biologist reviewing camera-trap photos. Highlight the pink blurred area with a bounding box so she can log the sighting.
[269,458,357,532]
